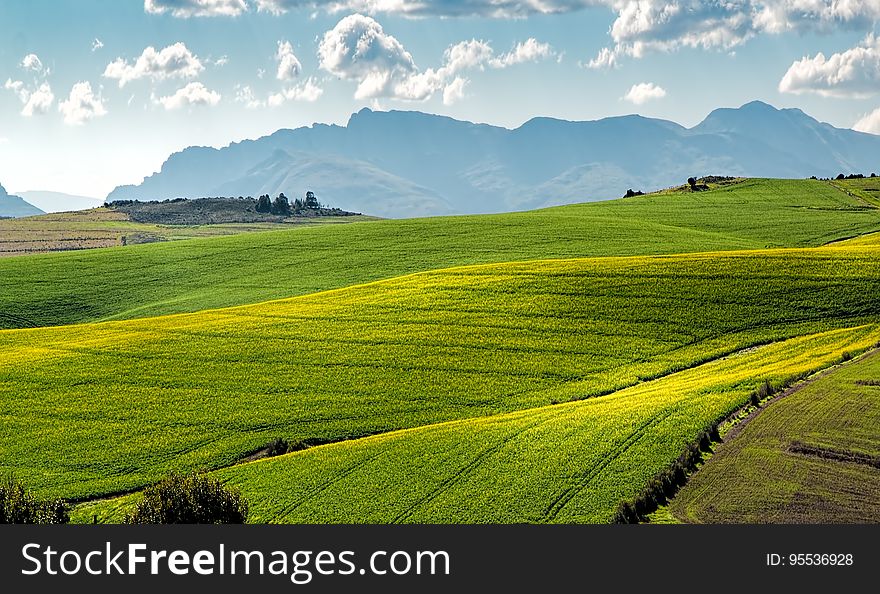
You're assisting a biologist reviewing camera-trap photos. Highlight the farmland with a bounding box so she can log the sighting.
[667,350,880,524]
[2,177,880,524]
[0,207,372,258]
[75,324,880,523]
[2,244,879,505]
[2,178,879,330]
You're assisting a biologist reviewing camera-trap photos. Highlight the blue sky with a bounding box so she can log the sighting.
[1,0,879,198]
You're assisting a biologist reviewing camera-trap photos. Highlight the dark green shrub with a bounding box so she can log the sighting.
[125,473,249,524]
[0,477,68,524]
[266,437,291,457]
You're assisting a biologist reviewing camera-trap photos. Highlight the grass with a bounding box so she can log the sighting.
[2,244,880,502]
[74,324,880,523]
[668,350,880,524]
[0,208,372,258]
[2,178,879,329]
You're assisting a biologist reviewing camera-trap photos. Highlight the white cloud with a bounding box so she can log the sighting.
[58,82,107,125]
[318,14,553,102]
[5,79,54,117]
[22,83,55,116]
[779,34,880,98]
[275,40,303,80]
[491,38,556,67]
[585,46,618,69]
[92,38,105,52]
[214,55,229,67]
[854,107,880,135]
[21,54,44,72]
[144,0,247,17]
[103,42,204,87]
[588,1,880,68]
[255,1,605,18]
[155,82,221,109]
[318,14,422,100]
[623,82,667,104]
[268,77,324,106]
[442,76,468,105]
[234,84,264,108]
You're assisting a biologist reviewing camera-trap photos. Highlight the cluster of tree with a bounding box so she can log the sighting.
[256,191,322,215]
[623,189,645,198]
[256,193,289,215]
[125,473,249,524]
[810,173,878,181]
[686,177,710,191]
[0,477,69,524]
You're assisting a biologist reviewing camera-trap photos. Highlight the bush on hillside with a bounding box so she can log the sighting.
[0,477,69,524]
[125,473,249,524]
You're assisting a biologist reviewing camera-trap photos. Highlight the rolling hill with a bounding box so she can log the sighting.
[0,183,43,218]
[2,178,879,330]
[106,101,880,218]
[2,244,879,504]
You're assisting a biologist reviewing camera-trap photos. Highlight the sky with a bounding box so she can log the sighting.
[1,0,879,198]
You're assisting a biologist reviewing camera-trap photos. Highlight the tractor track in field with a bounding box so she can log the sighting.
[389,414,557,524]
[542,409,675,522]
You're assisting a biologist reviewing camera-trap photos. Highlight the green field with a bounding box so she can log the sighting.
[667,350,880,524]
[3,177,880,524]
[75,324,880,523]
[2,178,878,330]
[0,208,372,259]
[2,243,879,503]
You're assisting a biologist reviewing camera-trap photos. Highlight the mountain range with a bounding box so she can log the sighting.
[106,100,880,219]
[0,183,43,218]
[14,191,103,214]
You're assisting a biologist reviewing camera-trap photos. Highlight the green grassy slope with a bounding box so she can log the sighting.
[0,208,371,257]
[1,179,878,330]
[75,324,880,524]
[668,350,880,524]
[3,245,880,501]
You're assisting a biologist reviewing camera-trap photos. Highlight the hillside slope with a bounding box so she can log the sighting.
[669,350,880,524]
[2,179,879,330]
[2,246,879,501]
[106,102,880,217]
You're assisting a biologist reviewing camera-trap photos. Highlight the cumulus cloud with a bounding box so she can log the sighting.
[21,54,44,72]
[491,38,556,67]
[144,0,247,17]
[442,76,468,105]
[58,82,107,125]
[255,0,605,18]
[854,107,880,135]
[318,14,422,99]
[276,41,303,80]
[779,35,880,98]
[103,42,204,87]
[267,77,324,106]
[5,78,54,117]
[155,82,221,109]
[588,1,880,68]
[318,14,553,102]
[623,82,667,104]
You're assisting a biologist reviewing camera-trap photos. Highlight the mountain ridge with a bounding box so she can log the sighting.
[107,101,880,218]
[0,182,43,218]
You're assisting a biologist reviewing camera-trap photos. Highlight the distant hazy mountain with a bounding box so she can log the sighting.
[0,183,43,218]
[107,101,880,218]
[15,190,103,213]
